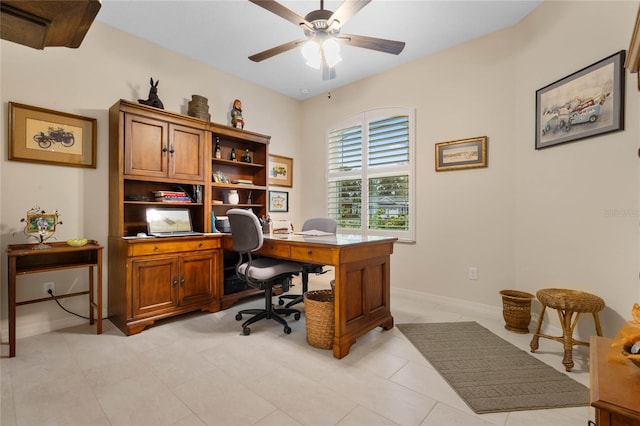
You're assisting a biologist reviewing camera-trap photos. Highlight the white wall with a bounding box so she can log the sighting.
[0,22,303,339]
[299,0,640,337]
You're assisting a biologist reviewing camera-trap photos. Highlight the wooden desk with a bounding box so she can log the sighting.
[7,241,103,358]
[258,233,397,359]
[590,336,640,425]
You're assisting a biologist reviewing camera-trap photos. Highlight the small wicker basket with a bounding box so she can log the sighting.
[304,289,334,349]
[499,290,535,334]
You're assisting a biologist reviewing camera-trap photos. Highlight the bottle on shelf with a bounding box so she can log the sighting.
[214,137,221,159]
[229,147,237,161]
[241,149,251,163]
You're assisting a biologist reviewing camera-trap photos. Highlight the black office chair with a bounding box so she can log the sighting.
[278,217,337,308]
[227,208,302,335]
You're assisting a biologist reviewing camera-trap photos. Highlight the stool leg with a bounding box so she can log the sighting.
[592,312,603,336]
[558,309,575,372]
[530,304,546,352]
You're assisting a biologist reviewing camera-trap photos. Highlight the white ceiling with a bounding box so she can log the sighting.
[96,0,542,100]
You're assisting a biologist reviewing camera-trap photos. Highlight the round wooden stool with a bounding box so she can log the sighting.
[529,288,604,372]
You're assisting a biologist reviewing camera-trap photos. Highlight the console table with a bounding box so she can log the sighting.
[256,233,396,359]
[7,240,103,357]
[590,336,640,425]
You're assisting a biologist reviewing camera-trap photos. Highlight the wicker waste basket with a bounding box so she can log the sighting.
[499,290,535,334]
[304,289,334,349]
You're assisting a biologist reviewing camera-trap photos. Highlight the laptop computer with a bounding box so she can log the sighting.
[146,208,203,237]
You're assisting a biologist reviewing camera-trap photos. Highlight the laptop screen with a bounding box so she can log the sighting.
[146,208,193,234]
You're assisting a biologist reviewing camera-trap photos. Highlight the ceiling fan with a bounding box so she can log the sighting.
[248,0,405,80]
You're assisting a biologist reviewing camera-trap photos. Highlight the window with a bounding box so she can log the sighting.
[327,108,415,242]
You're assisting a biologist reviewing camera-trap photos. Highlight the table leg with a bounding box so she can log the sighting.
[97,249,102,334]
[89,265,95,326]
[8,257,16,358]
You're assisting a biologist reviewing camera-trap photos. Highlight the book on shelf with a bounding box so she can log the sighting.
[152,190,188,197]
[157,198,193,203]
[153,190,193,203]
[231,179,253,185]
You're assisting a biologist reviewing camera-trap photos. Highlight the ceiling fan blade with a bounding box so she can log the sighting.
[249,0,313,31]
[327,0,371,30]
[339,33,405,55]
[249,39,307,62]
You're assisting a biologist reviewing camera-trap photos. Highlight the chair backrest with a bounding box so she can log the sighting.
[302,217,337,233]
[227,209,263,253]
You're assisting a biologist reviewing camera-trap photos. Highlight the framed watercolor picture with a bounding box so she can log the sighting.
[268,154,293,187]
[435,136,487,171]
[268,190,288,212]
[535,50,625,149]
[8,102,97,168]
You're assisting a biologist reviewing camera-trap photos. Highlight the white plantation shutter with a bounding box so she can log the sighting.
[327,108,415,242]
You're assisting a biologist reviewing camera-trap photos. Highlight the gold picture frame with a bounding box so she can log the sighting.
[268,154,293,187]
[26,213,58,234]
[435,136,488,171]
[9,102,97,168]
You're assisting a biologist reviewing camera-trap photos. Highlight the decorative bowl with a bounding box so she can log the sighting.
[66,238,88,247]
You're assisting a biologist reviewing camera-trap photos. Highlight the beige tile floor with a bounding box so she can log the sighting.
[1,273,592,426]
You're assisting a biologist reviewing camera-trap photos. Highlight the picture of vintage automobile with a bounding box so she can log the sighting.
[541,108,571,135]
[569,103,600,125]
[271,165,287,177]
[32,126,75,149]
[541,95,604,136]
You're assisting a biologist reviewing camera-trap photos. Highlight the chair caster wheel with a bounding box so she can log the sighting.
[278,299,285,305]
[243,327,251,335]
[294,312,301,320]
[284,326,292,334]
[236,313,243,321]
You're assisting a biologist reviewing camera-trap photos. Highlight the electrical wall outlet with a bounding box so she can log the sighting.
[44,281,55,297]
[468,267,478,280]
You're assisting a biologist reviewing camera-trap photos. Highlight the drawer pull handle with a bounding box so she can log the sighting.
[199,243,203,247]
[307,251,313,255]
[154,246,159,251]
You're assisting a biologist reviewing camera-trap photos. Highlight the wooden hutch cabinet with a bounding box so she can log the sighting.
[123,113,206,181]
[108,99,270,335]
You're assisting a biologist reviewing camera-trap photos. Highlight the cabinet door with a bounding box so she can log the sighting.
[179,251,218,306]
[124,114,169,178]
[131,256,179,318]
[170,124,205,181]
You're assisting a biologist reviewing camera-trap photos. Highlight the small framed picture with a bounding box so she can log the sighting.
[268,190,288,212]
[8,102,97,168]
[26,213,57,234]
[435,136,488,171]
[268,154,293,187]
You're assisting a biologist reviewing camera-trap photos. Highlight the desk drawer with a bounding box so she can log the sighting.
[290,246,335,264]
[259,240,291,258]
[130,238,220,256]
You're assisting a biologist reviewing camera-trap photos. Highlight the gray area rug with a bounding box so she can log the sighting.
[397,321,589,414]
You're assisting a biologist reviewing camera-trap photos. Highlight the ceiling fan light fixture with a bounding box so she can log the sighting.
[322,38,341,67]
[302,39,321,69]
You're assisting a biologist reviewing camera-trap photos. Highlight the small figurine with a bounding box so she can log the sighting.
[214,137,221,159]
[241,148,251,163]
[229,147,237,161]
[138,78,164,109]
[231,99,244,129]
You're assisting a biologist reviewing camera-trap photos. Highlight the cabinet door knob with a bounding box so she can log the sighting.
[180,277,185,287]
[169,145,175,154]
[162,146,168,153]
[172,278,178,287]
